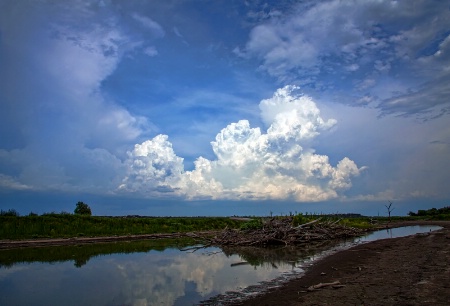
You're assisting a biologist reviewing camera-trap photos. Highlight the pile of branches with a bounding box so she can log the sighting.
[203,217,366,247]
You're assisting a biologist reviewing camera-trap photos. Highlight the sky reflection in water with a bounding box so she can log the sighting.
[0,244,307,306]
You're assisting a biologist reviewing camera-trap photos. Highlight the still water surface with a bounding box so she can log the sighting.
[0,225,441,305]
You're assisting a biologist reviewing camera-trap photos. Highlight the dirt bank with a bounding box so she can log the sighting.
[238,221,450,306]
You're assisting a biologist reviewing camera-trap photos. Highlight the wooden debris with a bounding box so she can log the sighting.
[201,217,366,247]
[308,281,341,291]
[229,217,253,221]
[293,218,322,229]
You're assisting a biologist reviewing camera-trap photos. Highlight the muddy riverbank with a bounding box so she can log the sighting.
[238,221,450,306]
[0,231,218,249]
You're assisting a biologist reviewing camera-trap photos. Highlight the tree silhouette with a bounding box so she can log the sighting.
[74,201,92,216]
[385,201,394,223]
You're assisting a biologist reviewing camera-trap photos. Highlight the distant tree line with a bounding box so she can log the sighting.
[0,202,92,217]
[0,209,20,217]
[408,206,450,217]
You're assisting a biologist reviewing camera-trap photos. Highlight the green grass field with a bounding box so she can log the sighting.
[0,214,242,240]
[1,205,448,240]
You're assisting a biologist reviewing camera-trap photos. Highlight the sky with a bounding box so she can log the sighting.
[1,0,449,216]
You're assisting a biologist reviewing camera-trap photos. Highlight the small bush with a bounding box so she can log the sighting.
[0,209,20,216]
[340,218,372,229]
[292,213,314,226]
[240,218,263,230]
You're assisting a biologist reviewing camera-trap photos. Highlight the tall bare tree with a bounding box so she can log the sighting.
[385,201,394,223]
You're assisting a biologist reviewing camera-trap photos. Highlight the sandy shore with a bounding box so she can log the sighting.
[239,221,450,306]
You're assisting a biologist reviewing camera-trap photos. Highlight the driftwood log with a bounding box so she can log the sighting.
[308,281,343,291]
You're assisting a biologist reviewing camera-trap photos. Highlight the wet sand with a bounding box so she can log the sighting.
[239,221,450,306]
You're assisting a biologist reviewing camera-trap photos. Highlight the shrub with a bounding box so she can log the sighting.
[0,209,20,216]
[240,218,263,230]
[292,213,313,226]
[74,202,92,216]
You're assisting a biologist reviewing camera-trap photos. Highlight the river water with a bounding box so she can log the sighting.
[0,225,441,305]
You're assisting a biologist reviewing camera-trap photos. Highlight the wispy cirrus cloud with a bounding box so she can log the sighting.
[132,13,165,38]
[243,0,450,119]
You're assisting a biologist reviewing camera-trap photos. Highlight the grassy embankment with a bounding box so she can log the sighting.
[243,209,450,231]
[1,205,448,240]
[0,214,243,240]
[0,213,377,240]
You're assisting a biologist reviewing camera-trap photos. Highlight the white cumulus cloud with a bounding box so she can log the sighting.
[260,85,337,140]
[121,86,364,201]
[119,135,184,195]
